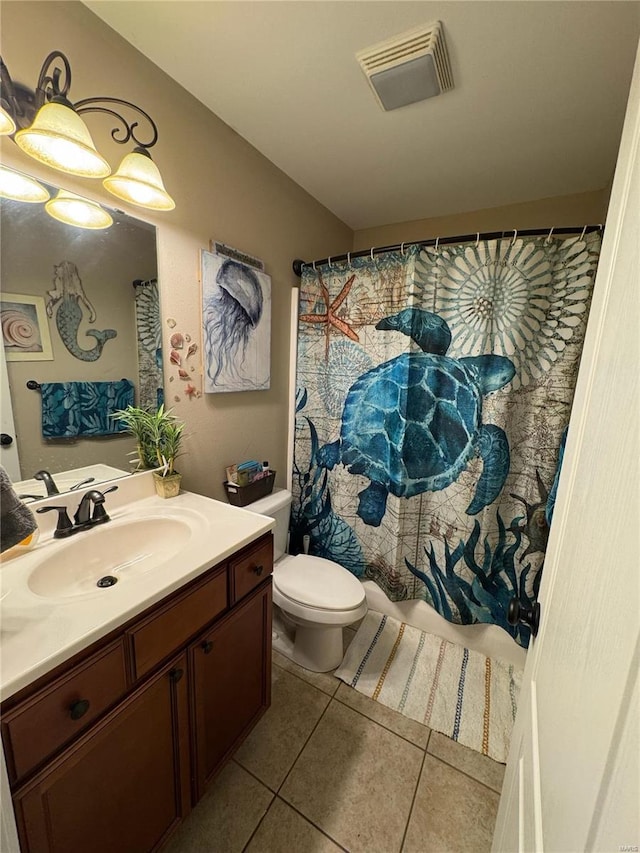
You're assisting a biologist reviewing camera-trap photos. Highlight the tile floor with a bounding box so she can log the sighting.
[166,627,504,853]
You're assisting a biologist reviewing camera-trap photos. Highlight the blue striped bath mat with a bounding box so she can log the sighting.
[335,611,522,762]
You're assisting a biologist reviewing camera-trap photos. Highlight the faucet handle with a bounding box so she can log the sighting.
[70,477,96,491]
[36,505,73,538]
[91,485,119,524]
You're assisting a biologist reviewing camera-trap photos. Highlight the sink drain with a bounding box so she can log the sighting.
[97,575,118,588]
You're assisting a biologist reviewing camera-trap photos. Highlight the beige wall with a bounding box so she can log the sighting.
[352,188,610,251]
[0,1,353,499]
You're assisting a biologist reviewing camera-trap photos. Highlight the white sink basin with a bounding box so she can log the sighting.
[28,516,195,599]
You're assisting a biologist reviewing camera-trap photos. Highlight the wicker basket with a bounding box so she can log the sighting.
[224,471,275,507]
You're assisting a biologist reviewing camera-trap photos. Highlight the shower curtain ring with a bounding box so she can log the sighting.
[435,237,439,254]
[347,252,351,267]
[545,227,554,244]
[371,247,375,261]
[312,261,316,271]
[328,256,332,269]
[476,232,480,247]
[580,225,587,241]
[511,229,518,247]
[400,242,405,255]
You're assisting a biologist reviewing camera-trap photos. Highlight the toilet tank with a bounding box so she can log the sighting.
[247,488,292,562]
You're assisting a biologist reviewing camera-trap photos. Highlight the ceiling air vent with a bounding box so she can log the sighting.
[356,22,453,112]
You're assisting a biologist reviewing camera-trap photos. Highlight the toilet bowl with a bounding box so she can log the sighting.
[247,489,367,672]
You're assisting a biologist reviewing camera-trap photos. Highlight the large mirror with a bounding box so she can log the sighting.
[0,171,161,500]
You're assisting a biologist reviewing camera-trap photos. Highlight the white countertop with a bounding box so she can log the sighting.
[0,473,274,702]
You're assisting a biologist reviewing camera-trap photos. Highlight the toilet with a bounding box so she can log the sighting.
[248,488,367,672]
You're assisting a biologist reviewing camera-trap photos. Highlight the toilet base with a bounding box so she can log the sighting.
[272,607,345,672]
[291,623,344,672]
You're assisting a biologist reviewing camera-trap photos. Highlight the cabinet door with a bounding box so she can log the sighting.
[191,581,272,797]
[13,655,191,853]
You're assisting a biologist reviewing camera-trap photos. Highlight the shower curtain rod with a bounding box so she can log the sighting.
[291,223,603,277]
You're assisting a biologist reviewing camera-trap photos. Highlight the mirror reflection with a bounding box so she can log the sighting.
[0,171,161,500]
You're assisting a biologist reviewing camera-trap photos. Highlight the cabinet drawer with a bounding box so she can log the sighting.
[2,639,127,783]
[230,535,273,603]
[129,568,227,679]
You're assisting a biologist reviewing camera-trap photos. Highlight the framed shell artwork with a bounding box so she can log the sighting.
[0,293,53,361]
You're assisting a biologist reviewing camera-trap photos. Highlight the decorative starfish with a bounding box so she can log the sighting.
[299,272,359,358]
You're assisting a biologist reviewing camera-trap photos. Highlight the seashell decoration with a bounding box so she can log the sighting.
[167,318,177,328]
[185,383,196,398]
[178,368,189,380]
[186,342,198,358]
[0,308,41,350]
[174,395,180,402]
[170,349,181,366]
[170,332,184,349]
[185,334,191,343]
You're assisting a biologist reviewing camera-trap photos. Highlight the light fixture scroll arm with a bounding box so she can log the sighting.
[74,97,159,149]
[34,50,72,108]
[0,56,19,119]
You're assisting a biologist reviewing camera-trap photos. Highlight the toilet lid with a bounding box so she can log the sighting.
[274,555,365,611]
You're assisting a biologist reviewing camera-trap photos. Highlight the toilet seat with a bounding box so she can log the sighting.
[274,554,365,611]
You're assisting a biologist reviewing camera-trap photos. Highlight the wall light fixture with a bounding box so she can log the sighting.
[0,51,175,211]
[0,165,50,203]
[0,103,16,135]
[45,189,114,230]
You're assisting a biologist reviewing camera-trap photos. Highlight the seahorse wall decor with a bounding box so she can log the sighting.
[46,261,117,362]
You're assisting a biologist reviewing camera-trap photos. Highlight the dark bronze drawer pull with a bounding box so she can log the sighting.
[69,699,90,720]
[201,641,214,654]
[253,564,264,576]
[169,667,184,683]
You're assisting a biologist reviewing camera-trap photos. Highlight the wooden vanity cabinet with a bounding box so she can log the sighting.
[2,639,128,783]
[3,533,273,853]
[191,582,272,797]
[12,655,190,853]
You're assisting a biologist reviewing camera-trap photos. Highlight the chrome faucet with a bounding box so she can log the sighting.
[34,470,60,496]
[37,485,119,538]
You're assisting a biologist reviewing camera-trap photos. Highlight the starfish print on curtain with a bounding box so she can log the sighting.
[299,271,359,358]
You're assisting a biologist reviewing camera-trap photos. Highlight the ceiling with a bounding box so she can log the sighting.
[86,1,640,231]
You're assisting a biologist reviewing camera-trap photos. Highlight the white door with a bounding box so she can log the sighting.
[0,339,21,481]
[492,43,640,853]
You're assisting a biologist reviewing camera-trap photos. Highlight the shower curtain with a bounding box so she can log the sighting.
[291,232,601,646]
[134,278,164,410]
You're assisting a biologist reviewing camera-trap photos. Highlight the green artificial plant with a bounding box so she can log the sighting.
[111,405,185,477]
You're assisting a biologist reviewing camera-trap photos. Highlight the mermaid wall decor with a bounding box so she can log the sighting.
[46,261,117,362]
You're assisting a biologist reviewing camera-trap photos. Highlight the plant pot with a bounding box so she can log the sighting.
[153,471,182,498]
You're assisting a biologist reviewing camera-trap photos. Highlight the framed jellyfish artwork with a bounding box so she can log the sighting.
[201,250,271,393]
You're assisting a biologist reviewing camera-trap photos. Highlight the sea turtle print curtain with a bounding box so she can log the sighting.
[291,232,601,647]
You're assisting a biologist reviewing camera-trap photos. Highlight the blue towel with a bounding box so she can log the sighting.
[41,380,135,438]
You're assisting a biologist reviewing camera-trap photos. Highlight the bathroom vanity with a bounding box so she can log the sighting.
[0,474,274,852]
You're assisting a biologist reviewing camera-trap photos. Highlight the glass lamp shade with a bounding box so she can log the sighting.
[0,104,16,136]
[15,101,111,178]
[45,189,113,229]
[0,166,50,202]
[103,149,175,210]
